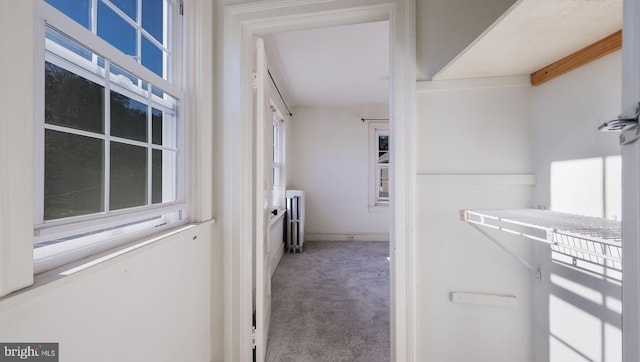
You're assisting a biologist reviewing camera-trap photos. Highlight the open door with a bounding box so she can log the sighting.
[254,37,272,362]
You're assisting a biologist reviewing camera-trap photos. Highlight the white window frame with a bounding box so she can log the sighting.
[269,99,286,212]
[33,0,186,274]
[272,115,282,210]
[369,122,390,208]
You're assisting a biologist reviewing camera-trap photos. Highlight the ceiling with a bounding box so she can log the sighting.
[434,0,623,80]
[264,20,389,108]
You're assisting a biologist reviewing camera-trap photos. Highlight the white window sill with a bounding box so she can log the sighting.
[0,220,214,313]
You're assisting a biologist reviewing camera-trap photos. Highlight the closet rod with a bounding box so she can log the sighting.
[267,70,293,117]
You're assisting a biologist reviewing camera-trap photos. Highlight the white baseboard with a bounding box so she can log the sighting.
[305,233,389,242]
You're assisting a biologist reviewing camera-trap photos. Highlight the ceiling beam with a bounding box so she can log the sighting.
[530,30,622,86]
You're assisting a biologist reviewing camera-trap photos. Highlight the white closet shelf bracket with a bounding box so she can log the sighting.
[460,209,623,280]
[460,210,541,281]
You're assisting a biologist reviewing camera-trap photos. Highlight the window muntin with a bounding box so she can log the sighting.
[35,1,182,261]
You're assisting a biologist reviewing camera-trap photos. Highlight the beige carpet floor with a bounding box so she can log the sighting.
[266,240,390,362]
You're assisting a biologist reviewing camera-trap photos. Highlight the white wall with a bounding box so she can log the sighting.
[531,51,622,215]
[287,106,391,241]
[0,223,217,362]
[414,80,534,361]
[531,51,623,362]
[415,0,517,81]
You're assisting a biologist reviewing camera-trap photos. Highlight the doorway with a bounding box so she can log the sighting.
[222,2,416,361]
[261,20,392,360]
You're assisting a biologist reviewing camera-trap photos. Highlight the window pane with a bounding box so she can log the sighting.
[110,142,147,210]
[151,85,166,100]
[110,63,141,91]
[109,0,137,21]
[45,27,93,61]
[379,166,389,198]
[153,150,177,203]
[378,151,389,163]
[98,1,136,56]
[45,62,104,134]
[142,35,163,78]
[45,0,91,29]
[142,0,164,42]
[378,134,388,151]
[110,91,148,142]
[152,149,162,204]
[152,108,163,145]
[45,130,104,220]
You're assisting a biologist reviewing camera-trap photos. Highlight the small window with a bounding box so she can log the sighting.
[369,122,389,207]
[272,116,282,210]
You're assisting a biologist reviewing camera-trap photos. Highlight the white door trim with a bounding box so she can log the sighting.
[222,1,416,361]
[622,0,640,360]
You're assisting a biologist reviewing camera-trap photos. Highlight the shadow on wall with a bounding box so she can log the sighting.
[547,155,622,361]
[548,259,621,361]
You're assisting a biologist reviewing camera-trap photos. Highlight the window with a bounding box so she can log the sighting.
[369,122,389,207]
[272,116,282,209]
[34,0,183,272]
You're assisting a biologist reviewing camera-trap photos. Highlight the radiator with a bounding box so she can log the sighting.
[286,190,305,253]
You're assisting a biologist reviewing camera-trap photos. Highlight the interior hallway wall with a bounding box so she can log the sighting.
[531,50,623,362]
[0,0,224,361]
[0,224,217,362]
[287,106,390,241]
[414,80,534,361]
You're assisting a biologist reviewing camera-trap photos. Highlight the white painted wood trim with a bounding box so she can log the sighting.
[222,5,253,361]
[622,0,640,360]
[226,0,337,15]
[0,0,35,298]
[255,37,270,362]
[184,0,215,223]
[416,75,531,92]
[391,0,416,360]
[417,174,536,186]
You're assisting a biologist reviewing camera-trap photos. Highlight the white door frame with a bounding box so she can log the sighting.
[254,37,272,362]
[222,1,416,361]
[622,0,640,360]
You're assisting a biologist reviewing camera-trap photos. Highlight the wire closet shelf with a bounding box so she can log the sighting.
[461,209,622,272]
